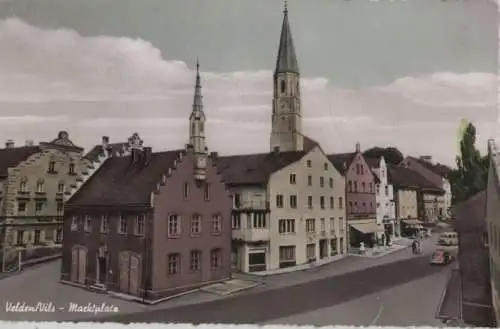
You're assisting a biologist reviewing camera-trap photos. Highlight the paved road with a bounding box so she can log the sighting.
[92,254,453,324]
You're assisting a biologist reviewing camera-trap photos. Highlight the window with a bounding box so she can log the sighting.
[360,165,364,174]
[168,214,181,237]
[135,215,145,235]
[338,197,343,209]
[370,202,373,212]
[331,238,338,255]
[233,193,241,208]
[183,183,190,200]
[362,182,366,192]
[19,179,27,192]
[279,246,296,262]
[35,202,44,214]
[320,196,325,209]
[48,160,56,173]
[307,175,312,186]
[354,182,358,192]
[377,202,381,208]
[253,212,266,229]
[329,178,333,188]
[320,218,326,231]
[376,185,380,195]
[84,215,92,232]
[280,80,286,93]
[100,215,108,233]
[191,214,202,235]
[289,174,296,184]
[168,254,180,275]
[324,163,328,170]
[34,229,40,245]
[70,216,78,231]
[276,194,284,208]
[356,164,360,174]
[278,219,295,234]
[354,202,358,213]
[348,201,353,212]
[306,244,316,259]
[308,195,313,209]
[57,182,65,193]
[320,177,324,188]
[339,217,344,231]
[348,181,352,192]
[17,202,26,213]
[69,163,75,174]
[329,197,334,209]
[190,250,201,271]
[204,183,211,201]
[36,180,44,193]
[211,214,222,234]
[369,183,373,193]
[306,218,315,233]
[55,228,62,243]
[385,186,389,196]
[114,214,127,234]
[306,160,312,168]
[330,217,335,232]
[57,201,63,213]
[210,248,222,269]
[290,195,297,209]
[231,213,241,229]
[16,230,24,245]
[362,202,366,213]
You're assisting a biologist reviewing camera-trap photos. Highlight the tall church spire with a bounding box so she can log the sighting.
[270,2,304,152]
[275,0,299,75]
[189,59,206,155]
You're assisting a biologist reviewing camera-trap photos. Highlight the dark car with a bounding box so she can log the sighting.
[430,249,454,265]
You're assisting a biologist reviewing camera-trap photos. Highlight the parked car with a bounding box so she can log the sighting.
[430,248,454,265]
[437,232,458,246]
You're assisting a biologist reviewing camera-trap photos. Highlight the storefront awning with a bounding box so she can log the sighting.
[350,222,385,234]
[402,219,423,225]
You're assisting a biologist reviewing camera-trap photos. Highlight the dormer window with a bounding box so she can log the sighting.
[36,179,45,193]
[48,160,56,173]
[69,163,75,175]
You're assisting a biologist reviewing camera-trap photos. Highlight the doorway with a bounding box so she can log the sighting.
[319,239,328,259]
[248,249,266,272]
[71,246,87,285]
[119,251,141,296]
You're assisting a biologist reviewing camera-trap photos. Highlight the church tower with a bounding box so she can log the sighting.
[270,1,304,152]
[189,60,208,181]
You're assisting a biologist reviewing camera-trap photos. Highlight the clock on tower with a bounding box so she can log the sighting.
[194,154,207,181]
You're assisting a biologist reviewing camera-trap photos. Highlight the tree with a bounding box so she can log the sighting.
[450,122,489,204]
[363,146,404,165]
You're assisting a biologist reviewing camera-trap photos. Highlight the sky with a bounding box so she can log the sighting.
[0,0,497,166]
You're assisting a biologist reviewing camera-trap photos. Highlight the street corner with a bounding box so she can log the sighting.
[200,279,262,296]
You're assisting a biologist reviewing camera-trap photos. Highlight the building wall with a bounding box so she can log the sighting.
[345,153,377,220]
[373,157,396,223]
[3,146,90,250]
[151,151,232,293]
[486,141,500,324]
[423,192,440,223]
[267,146,347,270]
[396,189,418,219]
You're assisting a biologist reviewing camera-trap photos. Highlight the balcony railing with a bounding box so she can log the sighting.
[234,201,269,210]
[233,228,270,242]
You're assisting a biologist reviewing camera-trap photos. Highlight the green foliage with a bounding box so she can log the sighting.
[363,146,404,165]
[450,122,489,204]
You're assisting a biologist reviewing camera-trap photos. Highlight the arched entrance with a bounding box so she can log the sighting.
[71,246,87,285]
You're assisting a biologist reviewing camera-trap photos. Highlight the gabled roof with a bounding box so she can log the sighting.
[327,152,357,176]
[275,7,299,75]
[0,146,40,177]
[216,151,308,186]
[364,157,381,169]
[407,156,453,179]
[68,150,182,207]
[387,164,443,192]
[303,136,320,152]
[84,143,128,161]
[453,190,486,233]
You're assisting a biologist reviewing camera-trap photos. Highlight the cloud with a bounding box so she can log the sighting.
[0,18,497,166]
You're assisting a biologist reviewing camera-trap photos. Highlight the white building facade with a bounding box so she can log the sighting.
[371,157,397,241]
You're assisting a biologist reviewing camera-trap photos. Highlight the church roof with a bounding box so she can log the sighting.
[275,6,299,75]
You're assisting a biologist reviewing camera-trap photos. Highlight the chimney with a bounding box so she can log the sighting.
[355,142,361,153]
[102,136,110,148]
[25,140,34,147]
[420,156,432,163]
[130,148,141,164]
[143,147,152,165]
[273,146,280,155]
[5,140,14,149]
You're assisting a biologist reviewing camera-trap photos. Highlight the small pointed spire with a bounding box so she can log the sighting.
[284,0,288,14]
[193,58,203,108]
